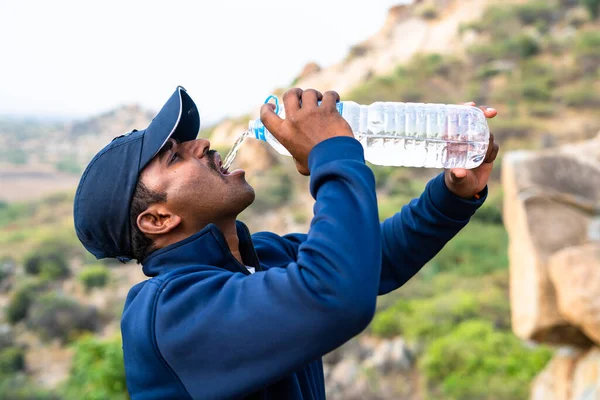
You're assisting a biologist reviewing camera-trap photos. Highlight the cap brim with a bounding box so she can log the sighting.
[139,86,200,169]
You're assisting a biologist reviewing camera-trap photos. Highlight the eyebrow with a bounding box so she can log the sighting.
[157,139,175,165]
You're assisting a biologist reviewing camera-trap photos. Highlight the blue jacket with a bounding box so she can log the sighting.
[121,137,485,399]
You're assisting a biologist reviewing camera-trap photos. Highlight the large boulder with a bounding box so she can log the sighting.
[571,348,600,399]
[530,347,600,400]
[503,135,600,346]
[550,244,600,346]
[530,347,583,400]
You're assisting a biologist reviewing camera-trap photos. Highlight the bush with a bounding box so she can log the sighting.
[63,335,128,400]
[79,265,110,291]
[580,0,600,18]
[477,5,520,38]
[27,293,98,343]
[416,1,438,20]
[575,30,600,75]
[515,0,556,25]
[421,320,552,400]
[0,201,35,228]
[0,346,25,374]
[521,79,553,101]
[559,80,600,107]
[371,283,510,340]
[507,34,541,59]
[23,245,70,280]
[426,221,509,277]
[6,280,45,324]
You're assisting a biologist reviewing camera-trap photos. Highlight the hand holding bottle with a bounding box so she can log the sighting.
[260,88,354,175]
[444,102,499,199]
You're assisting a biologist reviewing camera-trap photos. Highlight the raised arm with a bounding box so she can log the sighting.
[379,104,499,294]
[378,173,486,294]
[153,90,383,399]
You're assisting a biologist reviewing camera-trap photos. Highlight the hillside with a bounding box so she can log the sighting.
[0,105,154,202]
[0,0,598,399]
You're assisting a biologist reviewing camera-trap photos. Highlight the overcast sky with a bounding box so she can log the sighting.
[0,0,409,125]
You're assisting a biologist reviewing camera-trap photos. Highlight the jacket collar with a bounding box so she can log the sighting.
[141,221,261,277]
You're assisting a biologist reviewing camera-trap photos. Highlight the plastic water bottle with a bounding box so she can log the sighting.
[248,96,490,169]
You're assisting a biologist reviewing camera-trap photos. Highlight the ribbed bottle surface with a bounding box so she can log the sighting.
[249,101,490,169]
[341,102,489,169]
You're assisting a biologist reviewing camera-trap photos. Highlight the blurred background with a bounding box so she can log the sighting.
[0,0,599,399]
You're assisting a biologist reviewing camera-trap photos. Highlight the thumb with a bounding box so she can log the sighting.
[449,168,468,183]
[260,103,284,136]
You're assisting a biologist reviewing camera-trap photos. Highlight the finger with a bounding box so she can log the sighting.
[283,88,303,114]
[302,89,322,107]
[482,133,495,162]
[479,106,497,119]
[322,90,341,110]
[294,158,310,176]
[260,103,284,136]
[450,168,468,181]
[485,142,499,164]
[463,101,476,106]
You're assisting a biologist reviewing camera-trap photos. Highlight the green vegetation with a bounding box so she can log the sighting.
[371,272,510,339]
[421,321,552,400]
[580,0,600,18]
[0,376,59,400]
[79,264,110,291]
[0,347,25,374]
[27,293,98,343]
[0,201,36,228]
[63,335,128,400]
[0,148,27,165]
[56,157,83,175]
[6,280,46,324]
[23,244,71,280]
[416,1,438,20]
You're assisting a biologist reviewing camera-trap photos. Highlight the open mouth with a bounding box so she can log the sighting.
[215,153,230,175]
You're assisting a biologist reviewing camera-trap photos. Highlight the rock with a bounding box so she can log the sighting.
[572,348,600,399]
[550,244,600,346]
[503,136,600,346]
[328,358,360,392]
[530,347,583,400]
[363,337,412,374]
[295,62,321,81]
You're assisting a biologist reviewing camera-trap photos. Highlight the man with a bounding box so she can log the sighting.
[74,86,498,399]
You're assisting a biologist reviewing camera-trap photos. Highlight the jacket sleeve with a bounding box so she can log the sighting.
[377,173,486,295]
[153,137,382,399]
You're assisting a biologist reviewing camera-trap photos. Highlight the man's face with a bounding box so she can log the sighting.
[139,137,255,230]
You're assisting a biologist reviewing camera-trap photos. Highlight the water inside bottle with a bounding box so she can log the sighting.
[221,130,251,172]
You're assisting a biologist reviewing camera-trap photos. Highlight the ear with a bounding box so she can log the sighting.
[137,203,182,236]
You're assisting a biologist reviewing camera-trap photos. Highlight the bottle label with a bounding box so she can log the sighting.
[255,123,266,141]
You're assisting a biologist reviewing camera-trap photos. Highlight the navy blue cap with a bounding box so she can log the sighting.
[74,86,200,261]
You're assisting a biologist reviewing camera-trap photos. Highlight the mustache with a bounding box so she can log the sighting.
[207,150,218,172]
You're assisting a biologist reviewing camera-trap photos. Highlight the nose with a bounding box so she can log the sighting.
[183,138,210,158]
